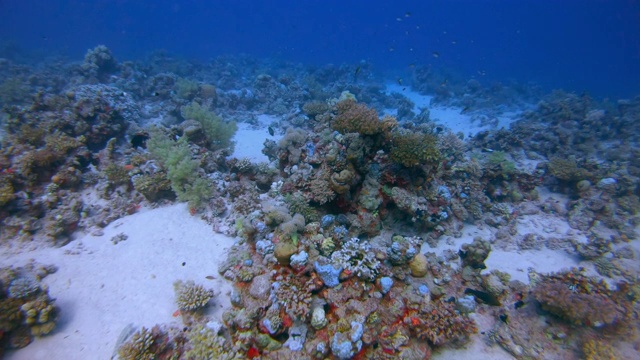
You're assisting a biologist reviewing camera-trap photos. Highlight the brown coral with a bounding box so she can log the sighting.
[531,270,626,327]
[332,99,382,135]
[405,300,477,346]
[389,130,440,168]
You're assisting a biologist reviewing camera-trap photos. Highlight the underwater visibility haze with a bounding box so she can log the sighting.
[0,1,640,359]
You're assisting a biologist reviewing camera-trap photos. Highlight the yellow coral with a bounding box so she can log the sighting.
[582,339,619,360]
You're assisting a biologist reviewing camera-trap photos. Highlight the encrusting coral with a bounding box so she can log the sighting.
[531,269,628,327]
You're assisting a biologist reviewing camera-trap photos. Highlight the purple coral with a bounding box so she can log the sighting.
[314,261,342,287]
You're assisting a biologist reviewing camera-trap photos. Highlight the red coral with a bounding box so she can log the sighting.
[247,346,260,358]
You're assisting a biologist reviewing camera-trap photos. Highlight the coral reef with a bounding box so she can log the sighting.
[0,263,59,352]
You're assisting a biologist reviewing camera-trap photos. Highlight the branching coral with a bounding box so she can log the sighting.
[330,237,380,281]
[116,326,175,360]
[174,280,215,312]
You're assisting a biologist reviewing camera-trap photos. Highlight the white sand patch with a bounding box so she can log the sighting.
[1,203,236,360]
[231,114,281,163]
[385,83,522,137]
[423,207,585,284]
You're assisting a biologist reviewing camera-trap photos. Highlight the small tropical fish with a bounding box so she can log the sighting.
[440,79,448,87]
[268,126,275,136]
[460,106,470,114]
[432,52,440,58]
[397,78,403,85]
[172,309,181,317]
[205,275,216,280]
[405,12,411,17]
[499,313,509,324]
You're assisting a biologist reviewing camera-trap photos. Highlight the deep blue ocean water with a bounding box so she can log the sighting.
[1,0,639,98]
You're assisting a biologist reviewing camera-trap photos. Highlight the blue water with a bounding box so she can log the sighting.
[1,0,639,98]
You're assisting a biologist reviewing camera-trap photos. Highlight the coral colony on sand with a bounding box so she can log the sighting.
[0,45,639,359]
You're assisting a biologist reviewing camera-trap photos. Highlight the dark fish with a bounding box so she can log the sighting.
[130,132,150,149]
[405,12,411,17]
[444,296,456,303]
[464,288,501,306]
[460,106,470,114]
[402,87,406,91]
[268,126,275,136]
[354,66,361,81]
[205,275,216,280]
[397,78,403,85]
[514,300,525,309]
[432,52,440,58]
[499,313,509,324]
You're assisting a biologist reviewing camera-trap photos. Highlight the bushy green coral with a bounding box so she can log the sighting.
[390,130,440,167]
[183,325,232,360]
[332,99,382,135]
[181,101,237,151]
[174,280,214,312]
[175,78,200,100]
[147,131,212,209]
